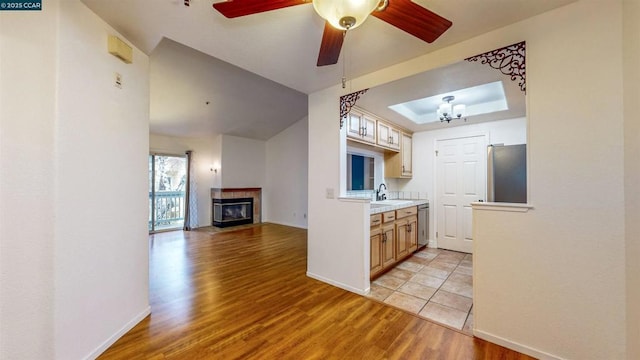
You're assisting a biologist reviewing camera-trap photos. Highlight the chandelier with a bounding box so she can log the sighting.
[438,95,466,123]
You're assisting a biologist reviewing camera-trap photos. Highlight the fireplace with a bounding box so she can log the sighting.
[212,197,254,228]
[211,187,261,228]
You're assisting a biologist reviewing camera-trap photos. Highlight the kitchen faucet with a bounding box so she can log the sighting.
[376,183,387,201]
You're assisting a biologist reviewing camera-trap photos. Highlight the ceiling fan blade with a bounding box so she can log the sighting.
[372,0,452,43]
[317,22,345,66]
[213,0,307,18]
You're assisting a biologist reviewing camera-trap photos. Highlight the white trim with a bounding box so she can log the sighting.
[263,220,308,229]
[306,272,367,296]
[84,306,151,360]
[473,329,564,360]
[471,202,533,212]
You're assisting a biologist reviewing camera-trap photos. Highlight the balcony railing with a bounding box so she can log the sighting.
[149,190,185,231]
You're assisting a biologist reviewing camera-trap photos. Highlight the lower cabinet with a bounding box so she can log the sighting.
[370,206,418,280]
[370,227,383,275]
[381,224,396,269]
[370,211,397,279]
[396,216,418,259]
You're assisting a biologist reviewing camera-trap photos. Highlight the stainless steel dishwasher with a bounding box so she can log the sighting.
[417,203,429,249]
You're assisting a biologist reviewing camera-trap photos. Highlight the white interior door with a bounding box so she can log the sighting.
[436,135,486,253]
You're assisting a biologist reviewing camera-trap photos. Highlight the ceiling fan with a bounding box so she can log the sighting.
[211,0,452,66]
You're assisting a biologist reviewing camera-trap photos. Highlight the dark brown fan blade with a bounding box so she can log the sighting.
[372,0,452,43]
[317,22,345,66]
[213,0,307,18]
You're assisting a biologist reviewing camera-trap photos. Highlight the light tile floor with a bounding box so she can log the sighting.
[366,247,474,334]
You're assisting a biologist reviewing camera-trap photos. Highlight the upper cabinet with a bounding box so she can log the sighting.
[346,106,412,179]
[384,132,413,178]
[401,133,412,177]
[377,121,400,151]
[347,111,376,145]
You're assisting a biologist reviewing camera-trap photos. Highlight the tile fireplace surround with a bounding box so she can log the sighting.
[211,188,262,225]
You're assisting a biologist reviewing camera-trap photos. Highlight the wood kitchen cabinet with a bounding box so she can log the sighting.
[370,227,383,276]
[384,132,413,178]
[347,110,376,145]
[395,206,418,261]
[376,121,400,150]
[371,207,420,280]
[370,211,396,279]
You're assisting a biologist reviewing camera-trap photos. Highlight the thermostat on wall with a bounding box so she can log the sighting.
[108,35,133,64]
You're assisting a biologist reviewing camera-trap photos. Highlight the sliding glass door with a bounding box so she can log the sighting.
[148,154,187,232]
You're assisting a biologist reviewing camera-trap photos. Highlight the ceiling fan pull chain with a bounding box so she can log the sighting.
[342,31,348,89]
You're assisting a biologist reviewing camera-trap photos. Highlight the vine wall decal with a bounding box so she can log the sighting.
[466,41,526,93]
[339,89,369,128]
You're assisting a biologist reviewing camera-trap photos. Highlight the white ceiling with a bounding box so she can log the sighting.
[81,0,576,139]
[357,58,526,132]
[150,38,308,139]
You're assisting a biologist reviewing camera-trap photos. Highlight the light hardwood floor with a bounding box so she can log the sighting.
[99,224,533,359]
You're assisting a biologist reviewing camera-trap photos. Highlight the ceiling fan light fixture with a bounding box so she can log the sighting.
[313,0,380,30]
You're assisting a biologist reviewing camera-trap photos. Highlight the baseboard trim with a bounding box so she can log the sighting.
[306,272,367,296]
[473,329,564,360]
[263,220,308,229]
[84,306,151,360]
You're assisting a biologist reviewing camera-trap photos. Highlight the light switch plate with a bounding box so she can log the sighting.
[325,188,334,199]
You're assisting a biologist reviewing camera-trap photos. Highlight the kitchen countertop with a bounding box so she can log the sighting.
[369,199,429,214]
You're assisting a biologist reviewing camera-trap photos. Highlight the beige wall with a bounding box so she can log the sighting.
[0,3,59,359]
[308,1,629,358]
[1,1,151,359]
[265,117,309,228]
[220,134,266,188]
[55,2,151,359]
[624,0,640,358]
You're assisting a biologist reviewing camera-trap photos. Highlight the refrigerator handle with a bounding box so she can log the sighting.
[487,145,495,202]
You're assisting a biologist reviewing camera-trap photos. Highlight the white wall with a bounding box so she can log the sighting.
[220,134,266,188]
[265,117,308,228]
[54,2,151,359]
[1,2,151,359]
[150,134,221,227]
[473,3,626,358]
[308,87,371,293]
[623,0,640,358]
[0,4,59,359]
[308,1,628,358]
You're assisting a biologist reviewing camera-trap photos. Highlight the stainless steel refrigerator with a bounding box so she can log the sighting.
[487,144,527,203]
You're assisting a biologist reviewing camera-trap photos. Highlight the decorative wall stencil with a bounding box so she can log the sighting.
[340,89,369,128]
[465,41,526,92]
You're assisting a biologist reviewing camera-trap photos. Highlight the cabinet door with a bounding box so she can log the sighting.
[370,228,383,276]
[396,221,409,259]
[361,115,376,144]
[381,224,396,268]
[377,122,391,148]
[347,112,362,139]
[401,133,413,176]
[389,128,401,150]
[407,216,418,253]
